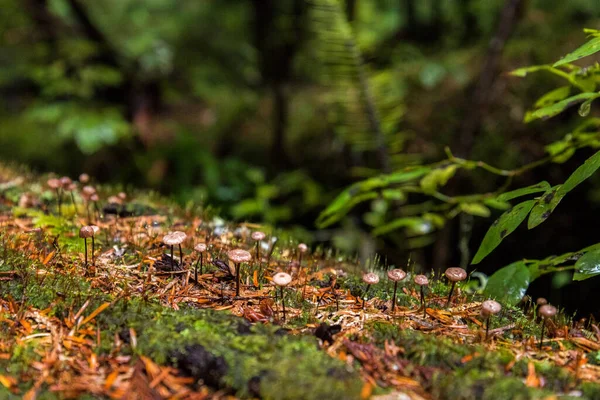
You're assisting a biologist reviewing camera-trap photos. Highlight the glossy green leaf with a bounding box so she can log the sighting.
[553,36,600,67]
[496,182,551,202]
[527,188,562,229]
[483,261,531,305]
[573,249,600,281]
[472,200,535,264]
[534,86,571,108]
[525,93,600,123]
[557,149,600,197]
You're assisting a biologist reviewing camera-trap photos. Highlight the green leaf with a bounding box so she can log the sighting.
[573,249,600,281]
[558,149,600,196]
[553,36,600,67]
[372,217,425,236]
[525,93,600,123]
[472,200,536,264]
[534,86,571,108]
[459,202,491,217]
[419,165,457,194]
[496,182,551,202]
[483,261,531,305]
[527,188,562,229]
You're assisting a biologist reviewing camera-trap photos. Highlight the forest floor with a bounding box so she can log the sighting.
[0,164,600,400]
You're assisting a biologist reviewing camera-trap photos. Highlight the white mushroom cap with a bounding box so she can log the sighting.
[227,249,252,264]
[272,272,292,286]
[163,231,187,246]
[387,269,406,282]
[539,304,557,319]
[445,267,467,282]
[82,186,96,196]
[89,225,100,235]
[362,272,380,285]
[298,243,308,253]
[79,226,94,238]
[47,178,61,189]
[194,243,207,253]
[414,274,429,286]
[481,300,502,318]
[251,231,266,241]
[79,173,90,183]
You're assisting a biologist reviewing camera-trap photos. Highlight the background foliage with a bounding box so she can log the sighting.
[2,0,600,315]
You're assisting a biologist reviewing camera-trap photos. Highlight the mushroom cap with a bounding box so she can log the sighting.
[194,243,207,253]
[89,225,100,234]
[387,268,407,282]
[90,193,99,202]
[163,231,187,246]
[536,297,548,306]
[47,178,61,189]
[298,243,308,253]
[414,274,429,286]
[272,272,292,286]
[60,176,72,188]
[480,300,502,317]
[82,186,96,196]
[251,231,266,241]
[79,173,90,183]
[118,192,127,201]
[79,226,94,238]
[539,304,557,318]
[445,267,467,282]
[227,248,252,263]
[67,183,77,191]
[362,272,380,285]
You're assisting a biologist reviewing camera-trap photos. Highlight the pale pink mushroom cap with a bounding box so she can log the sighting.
[362,272,380,285]
[47,178,61,189]
[387,269,407,282]
[445,267,467,282]
[60,176,72,188]
[79,226,94,238]
[163,231,187,246]
[272,272,292,286]
[414,274,429,286]
[481,300,502,318]
[298,243,308,253]
[90,225,100,235]
[251,231,266,241]
[227,249,252,264]
[194,243,207,252]
[79,173,90,183]
[539,304,557,319]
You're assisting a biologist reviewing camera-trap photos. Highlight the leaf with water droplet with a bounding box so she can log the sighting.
[573,249,600,281]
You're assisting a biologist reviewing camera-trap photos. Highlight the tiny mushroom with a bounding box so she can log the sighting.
[387,268,407,313]
[79,173,90,184]
[89,225,100,262]
[228,249,252,297]
[414,274,429,317]
[272,271,292,321]
[298,243,308,264]
[163,231,187,270]
[361,272,380,310]
[251,231,266,261]
[79,226,94,266]
[445,267,467,307]
[538,304,557,349]
[194,243,207,281]
[47,178,62,214]
[480,300,502,341]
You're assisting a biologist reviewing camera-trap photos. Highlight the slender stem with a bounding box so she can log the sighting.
[485,317,490,341]
[170,245,174,270]
[194,256,199,282]
[420,286,426,317]
[83,238,87,266]
[540,320,546,350]
[91,236,95,264]
[179,244,183,267]
[236,263,241,297]
[70,191,78,216]
[56,189,62,215]
[256,242,260,261]
[391,281,398,312]
[281,286,286,321]
[446,282,456,307]
[362,284,371,310]
[200,253,203,276]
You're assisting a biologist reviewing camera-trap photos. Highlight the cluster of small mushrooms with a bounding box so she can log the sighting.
[46,173,560,341]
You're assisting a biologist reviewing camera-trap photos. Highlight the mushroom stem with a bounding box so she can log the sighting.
[446,282,456,307]
[420,286,426,317]
[170,245,174,270]
[178,244,184,267]
[539,321,546,350]
[194,253,203,281]
[362,284,371,310]
[280,286,286,321]
[485,317,490,341]
[235,263,241,297]
[70,191,78,216]
[56,189,62,215]
[91,236,95,264]
[83,238,88,266]
[255,242,260,261]
[391,281,398,313]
